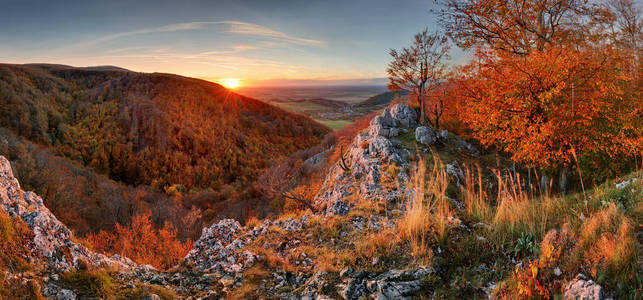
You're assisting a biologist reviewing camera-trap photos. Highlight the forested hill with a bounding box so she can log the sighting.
[0,63,330,190]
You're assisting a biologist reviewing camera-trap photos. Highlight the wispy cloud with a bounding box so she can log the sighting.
[70,21,325,49]
[95,48,299,71]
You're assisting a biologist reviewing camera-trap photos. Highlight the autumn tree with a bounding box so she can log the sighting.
[459,46,639,171]
[438,0,641,191]
[387,29,450,125]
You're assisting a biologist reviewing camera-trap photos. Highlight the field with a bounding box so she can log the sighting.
[316,119,354,131]
[238,85,395,131]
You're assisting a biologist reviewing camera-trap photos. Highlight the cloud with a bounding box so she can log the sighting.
[222,21,325,46]
[95,48,299,71]
[70,21,325,49]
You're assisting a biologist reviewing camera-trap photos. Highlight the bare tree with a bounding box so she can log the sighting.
[429,85,447,129]
[610,0,642,49]
[609,0,642,79]
[387,29,450,125]
[437,0,605,54]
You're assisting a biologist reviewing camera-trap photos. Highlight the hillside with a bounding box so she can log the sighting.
[0,63,329,189]
[355,90,408,109]
[0,104,639,299]
[0,63,329,238]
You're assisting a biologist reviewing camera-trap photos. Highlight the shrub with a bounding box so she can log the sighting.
[83,213,193,270]
[513,232,539,259]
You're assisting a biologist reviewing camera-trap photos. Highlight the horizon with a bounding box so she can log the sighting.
[0,0,468,88]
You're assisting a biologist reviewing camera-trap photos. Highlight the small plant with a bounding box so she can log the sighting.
[514,232,539,258]
[514,260,549,298]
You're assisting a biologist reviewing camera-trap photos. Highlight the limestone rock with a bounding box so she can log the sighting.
[390,104,417,127]
[0,156,136,273]
[415,126,437,145]
[564,274,604,300]
[314,105,414,216]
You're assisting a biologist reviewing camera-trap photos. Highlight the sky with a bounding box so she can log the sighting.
[0,0,467,86]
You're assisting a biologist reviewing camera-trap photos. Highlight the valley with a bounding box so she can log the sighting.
[239,86,406,130]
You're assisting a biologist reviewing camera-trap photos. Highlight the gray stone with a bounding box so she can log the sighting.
[55,289,77,300]
[376,280,421,299]
[415,126,437,145]
[390,104,417,127]
[439,129,449,139]
[143,294,161,300]
[340,278,367,300]
[564,274,604,300]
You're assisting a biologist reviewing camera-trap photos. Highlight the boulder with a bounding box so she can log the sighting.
[55,289,77,300]
[375,280,421,300]
[564,274,604,300]
[439,129,449,139]
[340,277,368,300]
[415,126,437,145]
[390,104,417,127]
[183,219,250,273]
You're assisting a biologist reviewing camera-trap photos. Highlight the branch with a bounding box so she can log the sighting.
[339,145,351,172]
[283,192,317,213]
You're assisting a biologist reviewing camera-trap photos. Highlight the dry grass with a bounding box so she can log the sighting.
[578,204,637,280]
[489,169,570,244]
[460,163,492,221]
[398,153,452,263]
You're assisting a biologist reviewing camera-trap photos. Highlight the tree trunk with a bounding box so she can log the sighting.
[434,104,440,129]
[559,166,569,194]
[540,174,550,195]
[419,85,425,124]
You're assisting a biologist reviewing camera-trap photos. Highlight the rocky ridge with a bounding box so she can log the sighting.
[314,104,416,216]
[0,156,136,273]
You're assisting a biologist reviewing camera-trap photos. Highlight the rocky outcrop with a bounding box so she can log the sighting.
[182,219,249,274]
[390,104,417,127]
[295,267,432,300]
[564,274,604,300]
[0,156,136,273]
[314,105,414,216]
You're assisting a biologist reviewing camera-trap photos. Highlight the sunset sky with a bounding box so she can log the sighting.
[1,0,466,86]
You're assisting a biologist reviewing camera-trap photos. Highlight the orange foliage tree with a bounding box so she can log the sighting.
[456,46,640,174]
[84,213,193,270]
[439,0,641,183]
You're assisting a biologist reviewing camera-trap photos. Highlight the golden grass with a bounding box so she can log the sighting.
[398,153,451,263]
[578,204,637,279]
[460,163,492,221]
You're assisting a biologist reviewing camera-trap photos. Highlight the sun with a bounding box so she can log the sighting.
[219,78,242,89]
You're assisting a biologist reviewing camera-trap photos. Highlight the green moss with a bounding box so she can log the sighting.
[318,272,341,298]
[120,284,177,300]
[60,270,116,299]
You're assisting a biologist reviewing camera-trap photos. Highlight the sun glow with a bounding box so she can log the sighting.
[219,78,242,89]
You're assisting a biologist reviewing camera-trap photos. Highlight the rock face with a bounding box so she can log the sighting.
[564,274,604,300]
[415,126,437,145]
[314,105,413,216]
[0,156,136,273]
[183,216,315,276]
[334,267,431,300]
[182,219,247,273]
